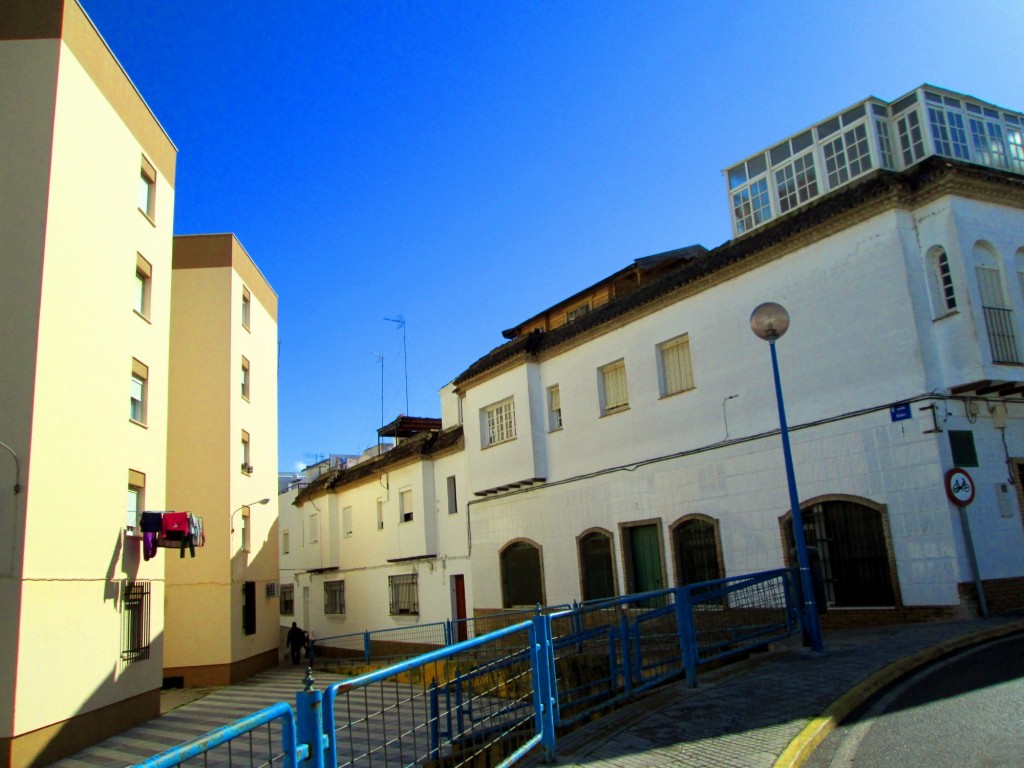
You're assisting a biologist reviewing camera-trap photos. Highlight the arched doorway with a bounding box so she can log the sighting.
[500,539,545,608]
[577,529,616,601]
[783,497,896,607]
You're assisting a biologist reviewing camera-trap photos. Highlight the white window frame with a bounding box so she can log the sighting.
[389,573,419,615]
[241,430,251,474]
[657,335,695,398]
[279,584,295,615]
[241,287,251,330]
[309,512,319,544]
[548,385,563,431]
[241,356,250,400]
[598,359,629,415]
[282,530,290,554]
[342,506,353,537]
[482,397,516,447]
[399,488,413,523]
[130,359,148,425]
[241,508,251,553]
[138,158,156,220]
[376,498,384,530]
[134,254,152,319]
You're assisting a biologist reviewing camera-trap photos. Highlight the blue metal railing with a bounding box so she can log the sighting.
[311,604,573,663]
[133,568,801,768]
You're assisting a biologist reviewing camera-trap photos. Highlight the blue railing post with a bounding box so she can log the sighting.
[363,630,371,663]
[673,587,698,688]
[530,614,558,763]
[295,670,326,768]
[444,619,453,646]
[454,667,465,739]
[428,678,440,760]
[619,614,633,697]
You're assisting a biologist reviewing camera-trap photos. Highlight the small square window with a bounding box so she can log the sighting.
[599,360,628,415]
[241,287,251,330]
[138,157,156,220]
[134,254,152,319]
[130,359,148,425]
[400,489,413,523]
[241,357,250,400]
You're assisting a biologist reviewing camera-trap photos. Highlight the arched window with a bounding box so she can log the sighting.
[974,242,1019,363]
[926,246,957,316]
[782,498,896,608]
[500,540,544,608]
[577,530,616,601]
[671,516,724,587]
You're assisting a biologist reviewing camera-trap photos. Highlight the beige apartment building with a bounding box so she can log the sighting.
[166,235,280,686]
[0,1,176,765]
[0,3,279,766]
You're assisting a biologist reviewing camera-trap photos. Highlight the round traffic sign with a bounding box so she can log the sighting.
[945,468,975,507]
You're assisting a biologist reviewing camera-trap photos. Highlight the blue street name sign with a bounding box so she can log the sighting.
[890,403,911,422]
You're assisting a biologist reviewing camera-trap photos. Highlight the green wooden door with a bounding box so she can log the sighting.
[629,525,664,604]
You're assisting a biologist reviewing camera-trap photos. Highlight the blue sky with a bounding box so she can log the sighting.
[80,0,1024,470]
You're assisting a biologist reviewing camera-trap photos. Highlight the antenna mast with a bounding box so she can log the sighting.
[384,315,408,414]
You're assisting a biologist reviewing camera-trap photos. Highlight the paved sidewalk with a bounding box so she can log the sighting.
[538,614,1024,768]
[50,615,1024,768]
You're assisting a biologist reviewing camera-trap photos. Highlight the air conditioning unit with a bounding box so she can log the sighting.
[266,583,278,597]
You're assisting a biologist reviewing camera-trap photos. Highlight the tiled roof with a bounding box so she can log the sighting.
[293,426,464,505]
[454,157,1024,387]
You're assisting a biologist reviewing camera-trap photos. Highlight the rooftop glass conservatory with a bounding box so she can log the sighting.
[724,85,1024,237]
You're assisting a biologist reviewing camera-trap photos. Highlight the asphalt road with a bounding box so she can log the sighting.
[805,633,1024,768]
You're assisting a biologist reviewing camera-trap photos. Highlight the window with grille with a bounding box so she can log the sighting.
[483,398,516,446]
[389,574,419,615]
[599,360,629,414]
[658,336,694,397]
[280,584,295,615]
[548,385,562,430]
[672,518,723,586]
[121,581,151,663]
[324,580,345,614]
[976,265,1020,363]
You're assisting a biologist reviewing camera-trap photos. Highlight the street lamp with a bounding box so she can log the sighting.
[231,498,271,533]
[750,302,823,652]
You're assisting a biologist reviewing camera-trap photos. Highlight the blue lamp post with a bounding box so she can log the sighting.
[750,302,823,652]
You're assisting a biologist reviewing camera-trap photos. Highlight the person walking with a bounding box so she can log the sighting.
[286,621,305,665]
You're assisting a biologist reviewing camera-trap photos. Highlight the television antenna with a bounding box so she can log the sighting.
[384,315,408,414]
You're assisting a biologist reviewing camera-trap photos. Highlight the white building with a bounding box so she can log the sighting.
[281,408,471,648]
[285,84,1024,638]
[453,84,1024,625]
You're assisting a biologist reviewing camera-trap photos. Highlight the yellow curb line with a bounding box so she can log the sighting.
[773,619,1024,768]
